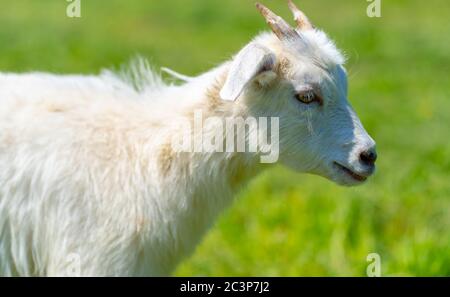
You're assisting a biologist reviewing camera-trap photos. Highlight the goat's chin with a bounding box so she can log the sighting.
[307,165,370,187]
[306,172,365,187]
[326,167,370,187]
[284,164,369,186]
[330,176,367,187]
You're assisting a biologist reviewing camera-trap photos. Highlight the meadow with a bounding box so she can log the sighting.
[0,0,448,276]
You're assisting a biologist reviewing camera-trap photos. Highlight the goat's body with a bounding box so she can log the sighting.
[0,2,377,275]
[0,64,255,276]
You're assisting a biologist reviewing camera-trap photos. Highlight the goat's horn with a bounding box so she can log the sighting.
[287,0,313,30]
[255,2,300,41]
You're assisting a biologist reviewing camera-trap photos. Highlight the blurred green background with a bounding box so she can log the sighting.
[1,0,448,276]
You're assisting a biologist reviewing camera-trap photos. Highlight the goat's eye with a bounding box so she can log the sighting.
[295,90,320,104]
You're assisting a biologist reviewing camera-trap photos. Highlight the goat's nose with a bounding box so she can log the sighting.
[360,148,377,166]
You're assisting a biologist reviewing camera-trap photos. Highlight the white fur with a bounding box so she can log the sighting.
[0,26,375,276]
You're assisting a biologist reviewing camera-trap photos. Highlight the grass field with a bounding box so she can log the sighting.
[0,0,448,276]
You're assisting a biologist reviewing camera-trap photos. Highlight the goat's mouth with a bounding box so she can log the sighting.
[333,162,368,182]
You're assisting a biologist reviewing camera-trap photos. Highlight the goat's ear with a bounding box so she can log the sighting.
[220,43,276,101]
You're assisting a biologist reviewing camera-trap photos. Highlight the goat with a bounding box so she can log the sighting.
[0,1,377,276]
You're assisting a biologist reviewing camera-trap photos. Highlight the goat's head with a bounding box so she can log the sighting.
[219,1,377,186]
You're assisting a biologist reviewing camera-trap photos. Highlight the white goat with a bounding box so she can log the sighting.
[0,1,377,276]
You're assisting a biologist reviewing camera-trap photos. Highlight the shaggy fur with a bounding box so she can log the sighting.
[0,11,376,276]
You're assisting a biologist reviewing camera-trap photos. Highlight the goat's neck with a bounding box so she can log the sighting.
[176,63,265,192]
[155,62,263,192]
[150,64,267,273]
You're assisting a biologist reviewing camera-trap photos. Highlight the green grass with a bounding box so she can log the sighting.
[1,0,448,276]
